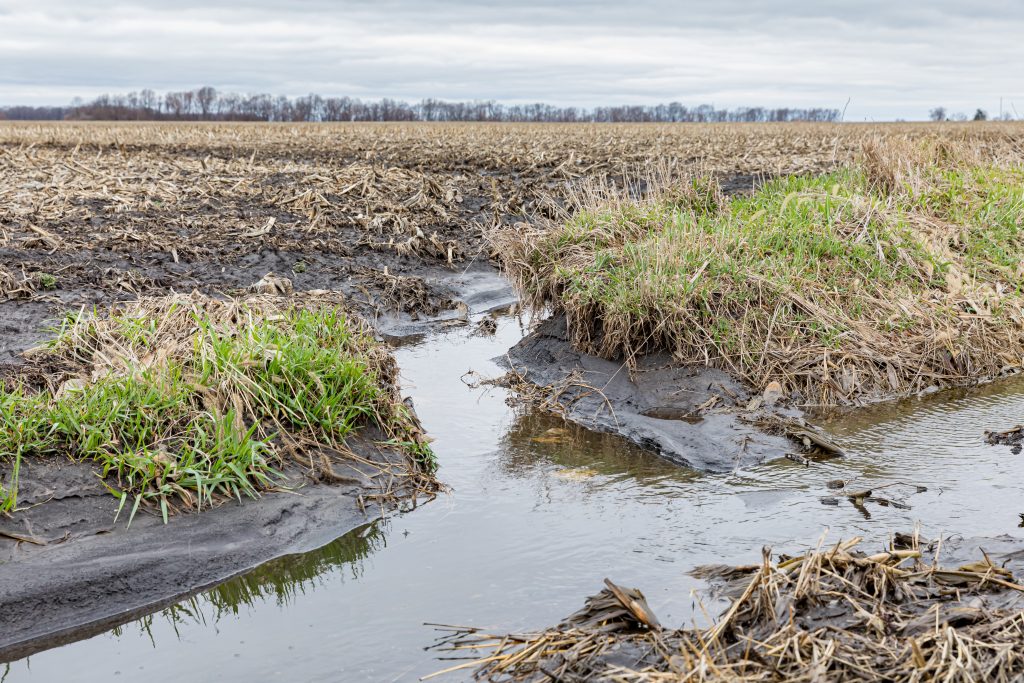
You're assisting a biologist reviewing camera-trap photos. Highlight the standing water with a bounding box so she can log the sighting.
[6,312,1024,682]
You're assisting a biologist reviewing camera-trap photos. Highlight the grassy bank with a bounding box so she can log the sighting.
[0,294,434,520]
[497,139,1024,405]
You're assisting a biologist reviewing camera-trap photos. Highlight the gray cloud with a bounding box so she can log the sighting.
[1,0,1022,119]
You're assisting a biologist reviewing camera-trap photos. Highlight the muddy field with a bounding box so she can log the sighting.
[3,121,1024,676]
[3,120,1021,354]
[4,122,1022,342]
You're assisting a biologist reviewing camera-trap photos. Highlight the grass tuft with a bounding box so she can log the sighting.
[0,294,435,520]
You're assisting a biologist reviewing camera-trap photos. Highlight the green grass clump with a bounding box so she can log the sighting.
[905,166,1024,280]
[0,295,434,521]
[35,272,57,290]
[498,139,1024,405]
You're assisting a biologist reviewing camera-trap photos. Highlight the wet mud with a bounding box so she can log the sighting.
[0,124,527,659]
[499,316,837,472]
[8,312,1024,680]
[0,269,514,661]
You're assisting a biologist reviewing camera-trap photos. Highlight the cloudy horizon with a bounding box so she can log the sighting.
[2,0,1022,121]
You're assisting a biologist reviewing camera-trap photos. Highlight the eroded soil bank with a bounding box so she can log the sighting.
[0,122,535,657]
[0,450,391,660]
[2,268,815,662]
[1,121,820,660]
[454,136,1024,680]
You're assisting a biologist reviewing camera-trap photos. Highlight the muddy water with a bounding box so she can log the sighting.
[6,316,1024,682]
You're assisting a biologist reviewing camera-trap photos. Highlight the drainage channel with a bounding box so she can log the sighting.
[6,312,1024,682]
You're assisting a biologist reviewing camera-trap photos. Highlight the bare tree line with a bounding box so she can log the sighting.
[0,106,69,121]
[928,106,1017,122]
[0,87,842,123]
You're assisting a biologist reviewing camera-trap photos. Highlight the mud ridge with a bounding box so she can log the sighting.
[498,316,840,472]
[0,439,404,661]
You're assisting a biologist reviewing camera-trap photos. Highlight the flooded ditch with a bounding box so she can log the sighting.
[5,308,1024,682]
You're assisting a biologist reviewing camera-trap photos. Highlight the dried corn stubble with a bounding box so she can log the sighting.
[3,122,1022,260]
[1,122,1022,325]
[434,534,1024,682]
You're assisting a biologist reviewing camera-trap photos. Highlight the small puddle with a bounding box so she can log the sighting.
[6,315,1024,681]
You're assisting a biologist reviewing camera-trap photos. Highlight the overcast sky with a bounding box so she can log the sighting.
[1,0,1022,120]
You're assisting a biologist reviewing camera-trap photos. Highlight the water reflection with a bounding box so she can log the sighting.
[206,522,386,612]
[110,521,387,647]
[816,374,1024,435]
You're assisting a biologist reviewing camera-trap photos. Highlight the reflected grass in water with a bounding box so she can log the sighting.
[501,411,699,484]
[110,522,386,646]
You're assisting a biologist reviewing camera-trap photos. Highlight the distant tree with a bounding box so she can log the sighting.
[929,107,947,121]
[0,105,66,120]
[196,86,218,118]
[139,89,158,115]
[973,108,988,121]
[164,92,185,117]
[272,95,293,122]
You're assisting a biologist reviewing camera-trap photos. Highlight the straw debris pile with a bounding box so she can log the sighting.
[434,533,1024,682]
